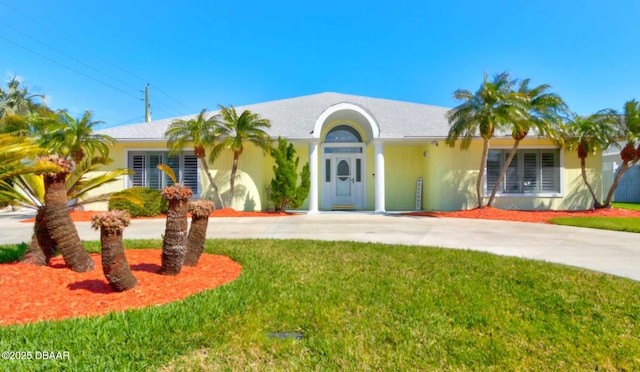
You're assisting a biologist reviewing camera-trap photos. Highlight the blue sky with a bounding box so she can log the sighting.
[1,0,638,128]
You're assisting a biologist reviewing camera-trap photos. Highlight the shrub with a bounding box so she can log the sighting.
[270,137,310,211]
[108,187,168,217]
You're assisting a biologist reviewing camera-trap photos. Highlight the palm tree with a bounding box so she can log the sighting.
[563,110,619,209]
[446,72,524,209]
[40,156,95,272]
[183,199,216,267]
[211,105,272,207]
[158,165,192,276]
[0,76,44,121]
[165,109,224,208]
[45,110,114,162]
[92,210,137,291]
[603,100,640,207]
[486,79,568,206]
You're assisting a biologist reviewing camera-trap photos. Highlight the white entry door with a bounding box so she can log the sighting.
[330,155,364,208]
[334,156,353,205]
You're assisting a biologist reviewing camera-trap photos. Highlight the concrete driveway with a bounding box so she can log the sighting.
[2,211,639,281]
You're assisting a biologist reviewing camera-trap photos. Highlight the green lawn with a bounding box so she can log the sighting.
[612,202,640,211]
[547,202,640,232]
[1,239,639,371]
[549,216,640,233]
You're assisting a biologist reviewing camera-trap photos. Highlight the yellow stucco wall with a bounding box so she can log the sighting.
[424,138,602,211]
[82,136,602,212]
[82,141,312,212]
[383,144,426,211]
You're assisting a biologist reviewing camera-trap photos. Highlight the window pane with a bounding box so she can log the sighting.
[325,159,331,182]
[325,125,362,143]
[504,153,520,193]
[523,153,538,193]
[356,159,361,182]
[166,155,180,187]
[324,147,362,153]
[486,150,500,192]
[148,154,162,190]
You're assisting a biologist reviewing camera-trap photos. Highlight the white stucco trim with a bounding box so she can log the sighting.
[308,141,320,213]
[374,140,386,213]
[312,102,380,141]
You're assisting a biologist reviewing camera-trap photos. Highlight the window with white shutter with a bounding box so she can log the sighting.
[126,151,199,196]
[486,149,560,195]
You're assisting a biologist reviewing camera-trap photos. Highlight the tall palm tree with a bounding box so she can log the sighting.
[0,76,44,121]
[603,100,640,207]
[563,110,619,209]
[486,79,568,206]
[165,109,224,208]
[446,72,524,209]
[45,110,114,162]
[211,105,272,207]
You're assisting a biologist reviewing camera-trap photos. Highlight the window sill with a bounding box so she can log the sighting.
[484,193,564,198]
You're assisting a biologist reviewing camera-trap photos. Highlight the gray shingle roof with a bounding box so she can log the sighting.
[97,92,452,141]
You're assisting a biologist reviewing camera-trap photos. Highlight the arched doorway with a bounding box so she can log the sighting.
[308,102,385,213]
[321,125,365,209]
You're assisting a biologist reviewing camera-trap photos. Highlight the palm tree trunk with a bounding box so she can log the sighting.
[100,226,137,292]
[228,152,240,208]
[44,172,94,272]
[184,215,209,266]
[476,139,490,209]
[20,206,56,266]
[580,157,603,209]
[488,139,521,207]
[200,156,225,209]
[160,197,189,275]
[603,161,635,208]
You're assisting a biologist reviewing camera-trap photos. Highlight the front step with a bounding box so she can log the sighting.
[331,205,356,211]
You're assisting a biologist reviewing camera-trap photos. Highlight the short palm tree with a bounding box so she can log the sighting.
[45,110,114,162]
[92,210,137,291]
[446,72,524,209]
[603,99,640,207]
[563,110,619,208]
[157,165,192,275]
[184,199,216,267]
[165,109,224,208]
[39,156,95,272]
[211,105,272,207]
[486,79,567,206]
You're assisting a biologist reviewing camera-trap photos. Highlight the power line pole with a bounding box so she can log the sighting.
[145,83,152,122]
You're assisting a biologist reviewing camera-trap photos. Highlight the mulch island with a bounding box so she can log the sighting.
[0,249,241,325]
[406,206,640,223]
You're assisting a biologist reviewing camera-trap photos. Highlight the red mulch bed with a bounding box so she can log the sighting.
[0,250,241,326]
[405,206,640,223]
[21,208,294,223]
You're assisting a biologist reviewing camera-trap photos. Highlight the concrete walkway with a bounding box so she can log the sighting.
[2,210,639,281]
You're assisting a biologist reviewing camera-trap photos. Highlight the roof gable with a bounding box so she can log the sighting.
[97,92,452,141]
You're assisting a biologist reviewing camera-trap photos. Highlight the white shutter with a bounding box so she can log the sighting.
[486,150,501,193]
[183,155,199,195]
[541,152,558,192]
[129,153,146,187]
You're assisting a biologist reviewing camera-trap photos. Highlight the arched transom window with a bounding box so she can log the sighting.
[325,125,362,143]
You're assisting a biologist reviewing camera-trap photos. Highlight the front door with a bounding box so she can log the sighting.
[333,156,353,206]
[329,154,364,208]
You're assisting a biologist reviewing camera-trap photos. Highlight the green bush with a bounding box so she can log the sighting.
[108,187,168,217]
